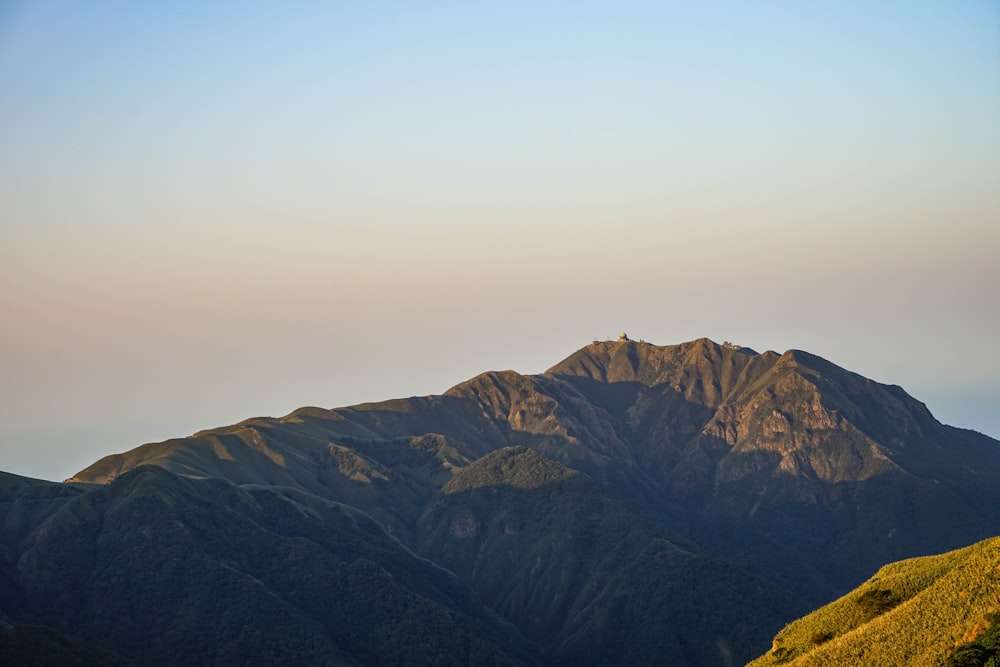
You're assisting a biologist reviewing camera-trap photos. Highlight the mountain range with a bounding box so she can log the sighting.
[3,337,999,665]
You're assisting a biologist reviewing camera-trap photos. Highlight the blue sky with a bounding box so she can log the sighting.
[2,1,999,480]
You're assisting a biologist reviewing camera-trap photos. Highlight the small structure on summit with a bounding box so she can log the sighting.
[618,332,630,342]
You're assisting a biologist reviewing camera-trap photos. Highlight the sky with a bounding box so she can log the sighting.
[1,1,998,482]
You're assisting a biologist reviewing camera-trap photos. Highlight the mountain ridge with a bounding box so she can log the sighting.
[69,337,1000,602]
[22,336,1000,664]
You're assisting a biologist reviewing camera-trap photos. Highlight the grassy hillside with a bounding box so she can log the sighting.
[749,537,1000,666]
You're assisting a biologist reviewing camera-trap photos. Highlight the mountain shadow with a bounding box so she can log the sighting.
[416,447,804,667]
[1,467,539,666]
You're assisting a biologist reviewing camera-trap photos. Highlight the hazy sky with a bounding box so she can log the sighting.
[2,1,999,481]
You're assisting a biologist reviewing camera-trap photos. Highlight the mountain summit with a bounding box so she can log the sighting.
[11,337,1000,664]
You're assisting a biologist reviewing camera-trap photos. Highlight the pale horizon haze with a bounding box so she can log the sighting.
[2,1,999,481]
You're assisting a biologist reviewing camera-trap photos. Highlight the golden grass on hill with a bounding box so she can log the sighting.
[749,537,1000,666]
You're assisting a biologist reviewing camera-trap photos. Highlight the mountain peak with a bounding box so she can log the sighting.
[545,338,764,406]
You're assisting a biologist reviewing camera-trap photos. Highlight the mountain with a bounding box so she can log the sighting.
[8,336,998,664]
[748,536,1000,666]
[2,453,797,666]
[416,447,800,665]
[72,338,1000,602]
[0,468,536,666]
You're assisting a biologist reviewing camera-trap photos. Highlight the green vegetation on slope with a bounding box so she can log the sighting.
[749,537,1000,666]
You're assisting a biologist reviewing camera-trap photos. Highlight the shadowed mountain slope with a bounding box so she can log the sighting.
[416,447,802,667]
[0,624,134,667]
[1,468,537,666]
